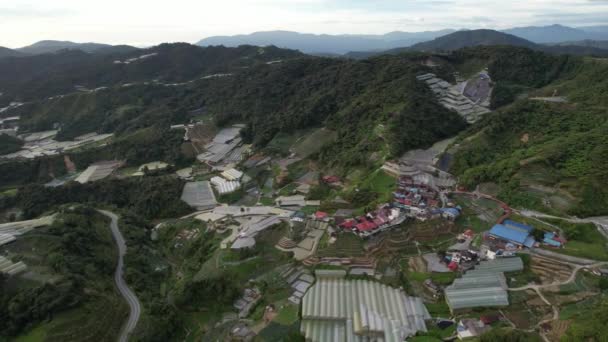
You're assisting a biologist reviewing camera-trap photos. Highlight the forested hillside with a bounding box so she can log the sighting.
[6,50,466,170]
[0,43,302,105]
[451,57,608,216]
[0,207,127,340]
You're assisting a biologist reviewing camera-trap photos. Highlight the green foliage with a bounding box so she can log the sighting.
[0,207,125,339]
[562,297,608,341]
[479,328,541,342]
[15,175,192,219]
[0,134,23,155]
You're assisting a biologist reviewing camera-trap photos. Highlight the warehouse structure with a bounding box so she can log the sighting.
[180,181,218,210]
[444,257,523,312]
[301,270,430,341]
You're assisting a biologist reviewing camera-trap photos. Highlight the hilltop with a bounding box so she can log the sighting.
[408,29,537,52]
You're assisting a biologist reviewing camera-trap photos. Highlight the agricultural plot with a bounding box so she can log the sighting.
[504,290,552,330]
[315,233,365,258]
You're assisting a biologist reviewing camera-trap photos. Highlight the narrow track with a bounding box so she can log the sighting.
[98,210,141,342]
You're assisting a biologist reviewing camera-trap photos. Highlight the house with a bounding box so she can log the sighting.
[291,211,307,222]
[322,175,340,184]
[440,207,461,221]
[543,232,565,247]
[314,211,328,221]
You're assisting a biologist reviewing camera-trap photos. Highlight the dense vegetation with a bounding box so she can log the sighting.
[16,175,192,219]
[451,51,608,215]
[0,133,23,155]
[7,50,466,171]
[0,207,126,340]
[0,43,302,105]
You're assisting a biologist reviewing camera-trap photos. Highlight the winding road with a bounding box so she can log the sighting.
[98,210,142,342]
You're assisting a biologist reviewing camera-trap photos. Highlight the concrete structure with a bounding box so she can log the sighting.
[180,181,217,210]
[231,216,283,250]
[301,270,430,341]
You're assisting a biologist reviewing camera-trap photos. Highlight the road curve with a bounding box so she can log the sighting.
[98,210,141,342]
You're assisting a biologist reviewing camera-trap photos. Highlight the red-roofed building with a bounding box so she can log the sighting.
[448,261,459,271]
[314,211,329,220]
[339,219,355,230]
[322,176,340,184]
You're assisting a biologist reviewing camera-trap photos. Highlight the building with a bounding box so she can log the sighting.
[211,176,241,195]
[180,181,218,210]
[457,319,490,339]
[301,270,430,341]
[444,257,523,312]
[221,168,244,181]
[231,216,282,250]
[74,160,123,183]
[487,221,536,248]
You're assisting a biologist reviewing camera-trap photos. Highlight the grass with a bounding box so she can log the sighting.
[273,304,299,325]
[425,301,451,317]
[359,169,395,203]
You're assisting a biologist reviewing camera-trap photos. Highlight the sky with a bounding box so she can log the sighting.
[1,0,608,48]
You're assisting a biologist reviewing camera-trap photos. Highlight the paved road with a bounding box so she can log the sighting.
[98,210,141,342]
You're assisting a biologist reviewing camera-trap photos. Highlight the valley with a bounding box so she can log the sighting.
[1,37,607,342]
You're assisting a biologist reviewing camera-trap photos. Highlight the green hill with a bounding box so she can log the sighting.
[451,56,608,216]
[407,29,537,52]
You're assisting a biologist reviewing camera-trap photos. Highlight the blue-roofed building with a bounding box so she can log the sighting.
[488,224,535,248]
[502,219,534,233]
[440,207,461,221]
[543,232,563,247]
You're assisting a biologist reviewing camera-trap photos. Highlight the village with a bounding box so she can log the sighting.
[1,69,607,342]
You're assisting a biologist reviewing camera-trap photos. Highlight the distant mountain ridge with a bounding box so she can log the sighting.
[10,40,140,56]
[346,30,608,59]
[197,25,608,55]
[0,46,23,58]
[503,24,608,43]
[196,29,456,54]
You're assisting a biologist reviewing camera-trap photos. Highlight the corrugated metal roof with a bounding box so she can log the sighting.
[445,287,508,310]
[489,224,530,245]
[503,219,534,232]
[475,257,524,273]
[301,275,429,341]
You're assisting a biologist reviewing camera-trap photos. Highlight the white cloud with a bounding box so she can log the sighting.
[0,0,606,48]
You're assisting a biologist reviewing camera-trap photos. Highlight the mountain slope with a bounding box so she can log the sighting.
[196,29,455,54]
[548,40,608,50]
[409,29,537,51]
[0,43,302,104]
[450,54,608,216]
[0,46,23,58]
[502,24,602,43]
[17,40,114,54]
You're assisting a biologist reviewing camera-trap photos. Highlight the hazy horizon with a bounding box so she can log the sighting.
[1,0,608,48]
